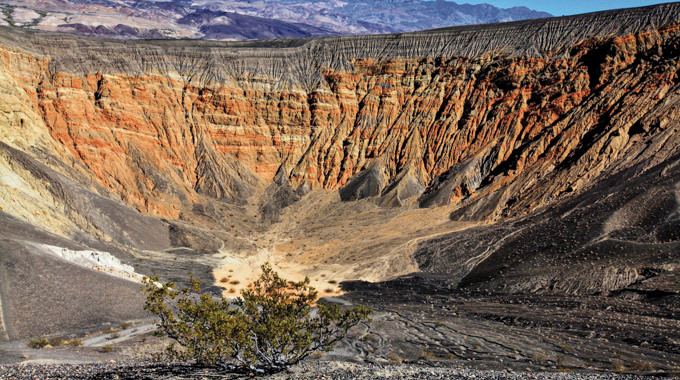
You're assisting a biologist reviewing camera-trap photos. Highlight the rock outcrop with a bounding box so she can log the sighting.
[0,3,679,222]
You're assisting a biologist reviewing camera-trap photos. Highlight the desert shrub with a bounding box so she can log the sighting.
[386,351,404,365]
[558,342,573,353]
[27,337,49,349]
[48,337,65,347]
[142,263,371,374]
[67,339,83,347]
[417,350,438,361]
[628,360,653,372]
[612,359,627,373]
[101,344,114,353]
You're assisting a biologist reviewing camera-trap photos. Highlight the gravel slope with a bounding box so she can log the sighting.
[0,361,672,380]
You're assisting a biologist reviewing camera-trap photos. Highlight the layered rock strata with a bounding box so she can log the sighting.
[0,3,679,342]
[1,4,679,222]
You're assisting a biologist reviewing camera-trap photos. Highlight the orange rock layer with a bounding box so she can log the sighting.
[2,23,680,219]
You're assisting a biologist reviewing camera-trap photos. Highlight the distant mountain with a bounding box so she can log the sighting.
[0,0,551,40]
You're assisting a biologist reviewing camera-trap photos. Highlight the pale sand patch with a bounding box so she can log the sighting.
[212,245,346,299]
[214,191,477,298]
[10,8,40,25]
[32,13,69,29]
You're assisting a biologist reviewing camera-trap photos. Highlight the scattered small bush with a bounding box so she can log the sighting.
[27,337,49,349]
[48,337,65,347]
[628,360,653,372]
[417,350,438,361]
[101,344,114,353]
[558,342,573,353]
[68,339,83,347]
[386,352,404,365]
[142,263,371,374]
[229,280,240,285]
[612,359,627,373]
[120,323,131,330]
[443,352,459,360]
[220,277,229,283]
[327,280,337,284]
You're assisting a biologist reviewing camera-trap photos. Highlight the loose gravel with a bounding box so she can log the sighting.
[0,361,674,379]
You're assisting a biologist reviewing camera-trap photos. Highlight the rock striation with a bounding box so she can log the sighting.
[0,3,679,220]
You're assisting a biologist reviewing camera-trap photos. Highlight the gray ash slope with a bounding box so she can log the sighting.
[414,154,680,297]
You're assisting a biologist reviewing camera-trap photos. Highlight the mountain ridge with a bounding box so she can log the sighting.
[0,0,551,40]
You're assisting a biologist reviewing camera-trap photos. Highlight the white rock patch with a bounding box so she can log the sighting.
[28,243,143,283]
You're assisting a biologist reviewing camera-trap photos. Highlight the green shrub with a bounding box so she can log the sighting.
[101,344,114,353]
[48,337,65,347]
[67,339,83,347]
[27,337,49,349]
[142,263,371,374]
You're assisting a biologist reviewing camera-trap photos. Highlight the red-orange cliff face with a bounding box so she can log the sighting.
[3,24,674,221]
[0,4,679,223]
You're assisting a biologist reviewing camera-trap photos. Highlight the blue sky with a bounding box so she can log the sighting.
[459,1,672,16]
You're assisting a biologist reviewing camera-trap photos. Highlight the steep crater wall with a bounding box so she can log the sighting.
[0,4,679,221]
